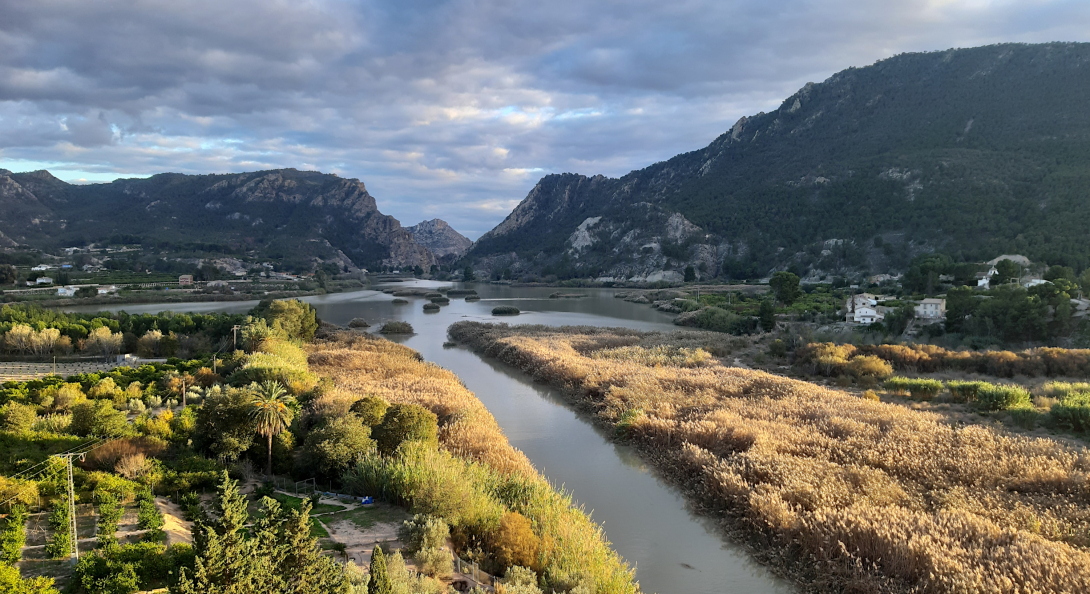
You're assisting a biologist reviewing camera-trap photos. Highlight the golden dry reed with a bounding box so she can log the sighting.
[306,331,637,594]
[449,322,1090,594]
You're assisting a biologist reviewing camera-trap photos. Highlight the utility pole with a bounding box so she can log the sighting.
[53,452,84,561]
[231,325,241,351]
[212,354,217,374]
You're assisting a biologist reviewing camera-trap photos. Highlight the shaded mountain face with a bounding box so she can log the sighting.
[406,219,472,260]
[468,42,1090,282]
[0,168,436,270]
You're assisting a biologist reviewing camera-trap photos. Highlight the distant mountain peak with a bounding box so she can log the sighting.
[406,219,472,260]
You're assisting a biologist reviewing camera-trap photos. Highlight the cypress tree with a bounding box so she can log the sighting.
[173,472,255,594]
[368,545,391,594]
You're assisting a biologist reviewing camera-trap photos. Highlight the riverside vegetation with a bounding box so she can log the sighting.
[448,322,1090,593]
[7,298,626,594]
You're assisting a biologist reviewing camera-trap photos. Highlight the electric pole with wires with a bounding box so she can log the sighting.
[53,452,85,561]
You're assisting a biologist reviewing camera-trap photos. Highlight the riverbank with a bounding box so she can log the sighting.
[4,282,367,309]
[448,322,1090,594]
[306,329,639,594]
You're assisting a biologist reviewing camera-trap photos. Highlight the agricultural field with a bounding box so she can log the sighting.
[449,321,1090,593]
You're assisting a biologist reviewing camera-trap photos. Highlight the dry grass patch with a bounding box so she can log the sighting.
[449,322,1090,594]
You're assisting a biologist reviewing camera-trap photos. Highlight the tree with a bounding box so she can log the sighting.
[0,564,59,594]
[249,381,294,476]
[462,266,475,282]
[0,264,16,286]
[373,404,438,455]
[494,512,540,573]
[251,299,319,342]
[683,266,696,282]
[758,299,776,332]
[300,415,374,479]
[86,327,124,361]
[993,259,1020,285]
[368,545,392,594]
[70,400,127,437]
[194,386,256,463]
[1044,265,1076,283]
[769,271,801,305]
[173,472,255,594]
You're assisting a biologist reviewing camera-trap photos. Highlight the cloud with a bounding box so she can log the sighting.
[1,0,1089,238]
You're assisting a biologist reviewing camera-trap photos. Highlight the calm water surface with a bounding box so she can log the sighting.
[69,282,792,594]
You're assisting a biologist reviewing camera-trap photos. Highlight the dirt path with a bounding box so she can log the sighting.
[156,497,193,545]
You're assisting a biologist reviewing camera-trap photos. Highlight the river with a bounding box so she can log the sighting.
[68,282,792,594]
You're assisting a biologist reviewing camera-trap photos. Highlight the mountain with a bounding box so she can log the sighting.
[0,168,439,270]
[406,219,472,260]
[466,42,1090,282]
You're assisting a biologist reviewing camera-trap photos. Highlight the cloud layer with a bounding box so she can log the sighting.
[2,0,1088,237]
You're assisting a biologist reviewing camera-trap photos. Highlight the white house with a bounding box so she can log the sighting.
[853,306,885,325]
[97,285,118,295]
[976,266,998,288]
[1023,278,1051,288]
[914,298,946,320]
[31,264,54,272]
[56,286,76,297]
[845,293,887,324]
[35,277,53,285]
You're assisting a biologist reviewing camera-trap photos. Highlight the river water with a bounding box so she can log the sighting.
[69,282,792,594]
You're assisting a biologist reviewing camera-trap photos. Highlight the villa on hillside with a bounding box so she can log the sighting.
[845,293,888,324]
[914,298,946,321]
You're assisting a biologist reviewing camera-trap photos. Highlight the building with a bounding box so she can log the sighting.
[35,277,53,285]
[56,286,76,297]
[845,293,887,324]
[914,298,946,321]
[178,275,194,286]
[97,285,118,295]
[207,280,230,288]
[1023,278,1051,288]
[31,264,53,272]
[975,266,998,288]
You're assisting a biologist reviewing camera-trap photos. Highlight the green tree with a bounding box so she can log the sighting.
[683,266,696,282]
[462,266,475,282]
[993,259,1020,285]
[252,299,319,342]
[0,402,37,433]
[758,299,776,332]
[70,400,127,437]
[0,564,59,594]
[300,415,375,479]
[0,505,28,563]
[173,473,254,594]
[249,381,294,476]
[373,404,438,455]
[769,271,801,305]
[369,545,392,594]
[0,264,16,286]
[194,387,255,464]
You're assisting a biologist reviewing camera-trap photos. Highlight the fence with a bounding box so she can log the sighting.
[453,552,502,589]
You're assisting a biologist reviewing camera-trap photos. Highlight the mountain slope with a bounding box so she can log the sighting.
[0,168,437,269]
[406,219,472,260]
[467,42,1090,281]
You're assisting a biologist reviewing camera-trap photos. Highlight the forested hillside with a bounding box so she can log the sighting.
[0,168,436,270]
[467,42,1090,281]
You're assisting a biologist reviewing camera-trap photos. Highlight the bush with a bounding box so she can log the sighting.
[423,303,441,312]
[498,565,543,594]
[349,396,389,426]
[400,514,450,553]
[379,321,414,334]
[373,404,439,455]
[1047,393,1090,433]
[976,384,1031,411]
[299,416,375,479]
[0,505,27,563]
[45,496,72,559]
[946,380,988,402]
[494,511,541,573]
[847,355,894,379]
[883,377,944,400]
[347,318,370,328]
[71,400,128,437]
[0,402,37,433]
[862,390,880,402]
[391,298,409,305]
[492,306,521,316]
[430,297,451,305]
[673,307,756,335]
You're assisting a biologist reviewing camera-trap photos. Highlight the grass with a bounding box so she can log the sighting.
[324,504,408,530]
[448,321,1090,594]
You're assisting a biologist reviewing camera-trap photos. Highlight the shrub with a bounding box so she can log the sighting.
[947,380,989,402]
[498,565,543,594]
[32,413,71,433]
[847,355,893,379]
[976,384,1031,411]
[882,377,943,400]
[415,546,453,578]
[347,318,370,328]
[0,402,37,433]
[379,321,414,334]
[299,416,375,479]
[862,390,880,402]
[423,303,441,312]
[673,307,756,334]
[492,306,521,316]
[392,298,409,304]
[45,495,72,559]
[373,404,439,455]
[1047,393,1090,433]
[465,295,481,302]
[70,400,127,437]
[430,297,451,305]
[400,514,450,553]
[349,396,389,426]
[494,511,541,573]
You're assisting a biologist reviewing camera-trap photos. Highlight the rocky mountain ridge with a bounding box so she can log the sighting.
[466,42,1090,282]
[0,168,444,270]
[406,219,472,260]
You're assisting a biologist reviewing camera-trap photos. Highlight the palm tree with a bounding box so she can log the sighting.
[249,381,294,476]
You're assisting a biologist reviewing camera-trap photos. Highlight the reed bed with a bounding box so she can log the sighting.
[449,322,1090,594]
[306,331,637,594]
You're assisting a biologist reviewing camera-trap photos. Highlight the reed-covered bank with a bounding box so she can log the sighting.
[306,330,637,594]
[448,322,1090,594]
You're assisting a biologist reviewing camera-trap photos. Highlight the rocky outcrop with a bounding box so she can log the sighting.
[406,219,472,259]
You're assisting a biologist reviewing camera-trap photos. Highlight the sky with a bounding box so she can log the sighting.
[2,1,1089,239]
